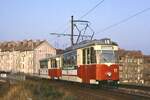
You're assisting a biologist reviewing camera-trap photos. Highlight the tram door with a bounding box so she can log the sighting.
[81,47,96,83]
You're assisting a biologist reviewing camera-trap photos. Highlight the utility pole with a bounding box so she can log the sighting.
[71,16,74,45]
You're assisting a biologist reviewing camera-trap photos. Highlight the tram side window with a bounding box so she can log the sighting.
[63,54,72,66]
[82,47,96,64]
[83,49,86,64]
[40,60,48,68]
[51,59,57,68]
[56,60,60,67]
[63,51,77,68]
[87,48,90,64]
[91,47,96,63]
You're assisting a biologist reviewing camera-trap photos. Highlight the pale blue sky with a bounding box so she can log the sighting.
[0,0,150,54]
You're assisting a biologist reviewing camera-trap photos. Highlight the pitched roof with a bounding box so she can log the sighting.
[56,49,64,55]
[118,49,143,58]
[0,40,46,52]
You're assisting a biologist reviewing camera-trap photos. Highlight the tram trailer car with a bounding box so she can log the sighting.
[40,55,62,79]
[40,38,119,86]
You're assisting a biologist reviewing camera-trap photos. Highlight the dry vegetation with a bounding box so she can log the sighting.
[0,78,76,100]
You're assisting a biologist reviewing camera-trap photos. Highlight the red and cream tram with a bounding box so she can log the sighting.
[40,38,119,86]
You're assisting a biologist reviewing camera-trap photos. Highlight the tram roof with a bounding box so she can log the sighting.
[65,38,118,52]
[39,54,62,61]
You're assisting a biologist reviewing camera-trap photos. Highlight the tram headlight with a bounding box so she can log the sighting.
[107,72,112,77]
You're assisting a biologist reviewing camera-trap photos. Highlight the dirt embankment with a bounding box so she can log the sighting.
[0,79,75,100]
[1,77,149,100]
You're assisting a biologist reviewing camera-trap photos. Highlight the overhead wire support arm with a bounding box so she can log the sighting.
[74,24,82,44]
[88,25,95,40]
[49,33,92,38]
[73,20,90,23]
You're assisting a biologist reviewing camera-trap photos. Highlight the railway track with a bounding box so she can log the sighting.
[85,84,150,99]
[60,81,150,99]
[63,82,150,100]
[73,81,150,98]
[118,87,150,97]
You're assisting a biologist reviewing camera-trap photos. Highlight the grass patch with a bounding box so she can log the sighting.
[24,79,64,100]
[0,78,66,100]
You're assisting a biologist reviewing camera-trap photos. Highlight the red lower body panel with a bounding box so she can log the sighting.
[77,64,119,83]
[77,65,96,83]
[48,69,62,77]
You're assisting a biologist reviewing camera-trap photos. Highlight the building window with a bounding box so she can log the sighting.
[23,64,24,69]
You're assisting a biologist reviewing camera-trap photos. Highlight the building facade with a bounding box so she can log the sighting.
[118,49,150,86]
[0,40,56,74]
[143,55,150,86]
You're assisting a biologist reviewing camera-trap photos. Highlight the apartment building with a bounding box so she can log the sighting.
[0,40,56,74]
[143,55,150,86]
[118,49,144,85]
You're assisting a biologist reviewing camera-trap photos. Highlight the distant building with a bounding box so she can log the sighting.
[118,49,144,85]
[0,40,56,74]
[143,55,150,86]
[56,49,64,55]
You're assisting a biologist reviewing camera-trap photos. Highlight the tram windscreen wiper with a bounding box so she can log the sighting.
[102,55,109,63]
